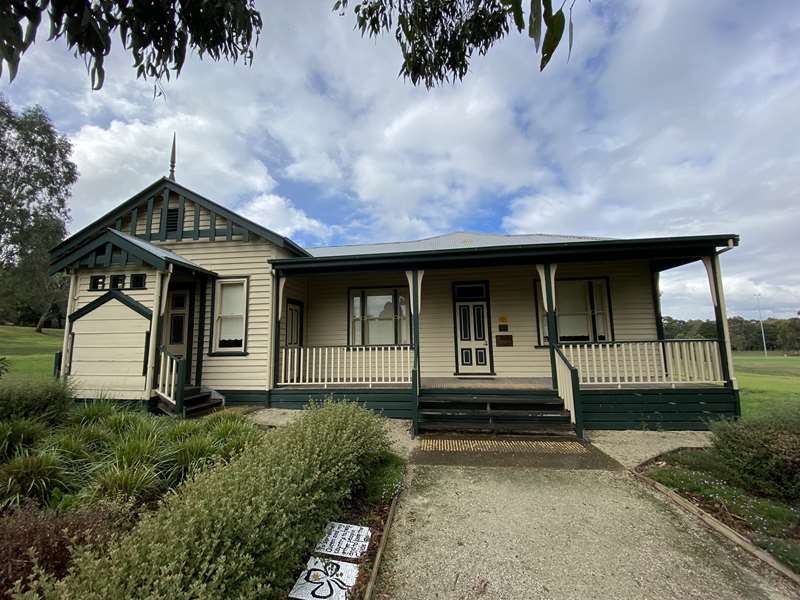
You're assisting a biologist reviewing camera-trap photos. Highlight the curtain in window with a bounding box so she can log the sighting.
[218,281,245,348]
[350,288,411,345]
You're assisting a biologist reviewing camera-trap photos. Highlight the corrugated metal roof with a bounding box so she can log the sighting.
[109,229,214,274]
[307,231,609,257]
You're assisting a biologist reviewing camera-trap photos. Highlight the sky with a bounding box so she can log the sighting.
[3,0,799,320]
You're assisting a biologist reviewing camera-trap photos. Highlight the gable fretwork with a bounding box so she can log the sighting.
[51,178,308,269]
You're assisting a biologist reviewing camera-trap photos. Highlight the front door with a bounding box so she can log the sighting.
[164,290,189,358]
[453,283,492,374]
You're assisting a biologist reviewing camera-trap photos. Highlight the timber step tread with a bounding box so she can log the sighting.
[418,396,562,406]
[185,398,225,415]
[420,409,570,419]
[184,391,213,405]
[419,421,575,434]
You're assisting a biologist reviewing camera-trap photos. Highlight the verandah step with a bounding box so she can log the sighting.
[418,396,562,406]
[418,421,575,435]
[420,408,570,420]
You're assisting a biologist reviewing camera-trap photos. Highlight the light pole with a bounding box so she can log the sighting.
[754,293,768,358]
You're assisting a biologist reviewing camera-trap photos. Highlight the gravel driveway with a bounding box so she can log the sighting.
[375,452,797,599]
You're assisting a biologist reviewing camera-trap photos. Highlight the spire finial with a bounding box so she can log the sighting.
[169,133,176,180]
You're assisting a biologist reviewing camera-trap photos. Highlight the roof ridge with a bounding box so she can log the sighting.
[307,230,606,250]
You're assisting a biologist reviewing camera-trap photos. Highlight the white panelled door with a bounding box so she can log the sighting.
[455,297,491,374]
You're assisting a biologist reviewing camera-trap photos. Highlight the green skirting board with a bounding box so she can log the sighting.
[269,388,416,420]
[580,388,740,430]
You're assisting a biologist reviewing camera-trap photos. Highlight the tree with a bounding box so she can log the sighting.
[336,0,577,87]
[2,1,573,91]
[1,0,262,90]
[0,96,77,331]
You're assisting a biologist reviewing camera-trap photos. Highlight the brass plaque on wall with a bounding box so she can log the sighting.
[495,334,513,347]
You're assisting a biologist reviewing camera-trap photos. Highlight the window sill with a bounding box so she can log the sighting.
[209,351,248,357]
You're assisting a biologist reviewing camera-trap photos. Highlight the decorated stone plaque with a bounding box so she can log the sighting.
[289,557,358,600]
[314,522,371,560]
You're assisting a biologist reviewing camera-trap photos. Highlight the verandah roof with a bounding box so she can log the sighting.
[270,233,739,275]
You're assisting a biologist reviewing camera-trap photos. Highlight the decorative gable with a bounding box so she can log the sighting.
[51,178,308,266]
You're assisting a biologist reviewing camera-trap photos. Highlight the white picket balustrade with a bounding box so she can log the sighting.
[278,345,414,387]
[561,340,724,387]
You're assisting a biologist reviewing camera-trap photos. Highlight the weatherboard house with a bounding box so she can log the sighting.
[49,176,740,436]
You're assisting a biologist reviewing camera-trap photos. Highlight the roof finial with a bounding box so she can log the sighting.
[168,133,176,180]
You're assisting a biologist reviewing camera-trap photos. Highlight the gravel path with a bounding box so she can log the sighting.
[376,465,797,599]
[586,430,713,469]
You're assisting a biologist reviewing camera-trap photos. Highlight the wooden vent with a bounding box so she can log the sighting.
[166,208,180,232]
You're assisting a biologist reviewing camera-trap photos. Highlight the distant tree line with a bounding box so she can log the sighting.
[663,316,800,353]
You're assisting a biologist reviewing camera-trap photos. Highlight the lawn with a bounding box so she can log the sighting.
[0,325,63,382]
[733,352,800,418]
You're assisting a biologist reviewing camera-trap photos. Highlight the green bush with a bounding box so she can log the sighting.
[0,380,73,425]
[712,409,800,501]
[0,418,47,461]
[68,400,119,426]
[28,401,389,599]
[91,463,164,503]
[0,452,73,509]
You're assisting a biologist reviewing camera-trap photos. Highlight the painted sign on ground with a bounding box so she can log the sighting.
[288,557,359,600]
[314,522,371,560]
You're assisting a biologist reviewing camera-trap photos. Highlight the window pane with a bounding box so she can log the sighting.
[397,292,410,344]
[454,284,486,300]
[169,315,185,344]
[110,275,125,289]
[219,316,244,348]
[171,293,186,310]
[350,292,362,345]
[365,291,394,345]
[220,282,244,315]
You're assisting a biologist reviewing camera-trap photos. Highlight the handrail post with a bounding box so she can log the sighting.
[570,365,583,439]
[175,358,186,418]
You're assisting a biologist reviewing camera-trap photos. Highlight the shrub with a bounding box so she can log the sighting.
[712,410,800,501]
[0,502,133,599]
[91,463,164,503]
[0,380,73,425]
[0,452,72,509]
[68,401,119,426]
[202,411,262,460]
[0,419,47,461]
[169,433,220,484]
[30,401,388,599]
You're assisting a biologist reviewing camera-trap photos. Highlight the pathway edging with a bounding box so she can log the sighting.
[363,490,401,600]
[631,469,800,588]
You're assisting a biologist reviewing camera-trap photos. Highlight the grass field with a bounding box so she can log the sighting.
[0,325,63,382]
[733,352,800,418]
[1,326,799,418]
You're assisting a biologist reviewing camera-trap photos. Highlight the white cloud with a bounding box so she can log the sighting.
[4,0,799,318]
[237,194,332,242]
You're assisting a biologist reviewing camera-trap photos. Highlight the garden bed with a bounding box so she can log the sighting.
[639,445,800,575]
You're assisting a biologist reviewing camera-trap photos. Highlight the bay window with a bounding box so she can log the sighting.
[349,288,411,346]
[537,278,612,344]
[213,278,248,352]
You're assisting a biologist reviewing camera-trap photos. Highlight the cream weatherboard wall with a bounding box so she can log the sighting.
[156,239,280,392]
[67,266,157,399]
